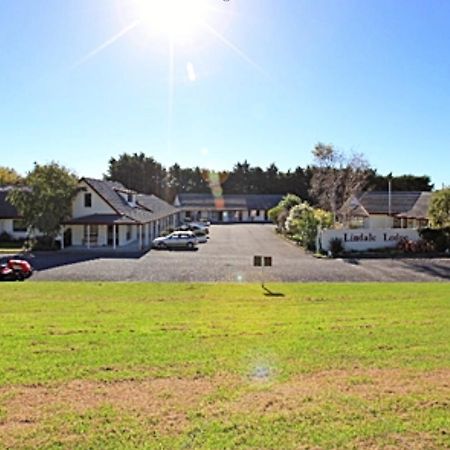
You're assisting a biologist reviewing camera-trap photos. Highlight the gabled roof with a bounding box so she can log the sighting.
[0,186,23,218]
[340,191,431,218]
[397,192,432,219]
[137,194,178,220]
[80,178,178,224]
[176,193,283,210]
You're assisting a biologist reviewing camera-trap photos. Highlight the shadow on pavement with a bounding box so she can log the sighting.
[0,250,145,272]
[399,259,450,280]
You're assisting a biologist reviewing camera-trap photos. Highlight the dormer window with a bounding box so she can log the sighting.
[84,193,92,207]
[127,193,133,203]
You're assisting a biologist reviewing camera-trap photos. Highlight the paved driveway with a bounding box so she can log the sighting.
[20,224,450,282]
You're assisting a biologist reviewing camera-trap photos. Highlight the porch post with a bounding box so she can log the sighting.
[139,224,143,250]
[87,224,91,249]
[113,225,117,249]
[61,225,65,250]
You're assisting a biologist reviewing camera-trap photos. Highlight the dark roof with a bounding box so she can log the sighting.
[176,193,283,210]
[137,194,178,220]
[81,178,176,224]
[0,186,22,218]
[65,214,138,225]
[340,191,431,218]
[397,192,432,219]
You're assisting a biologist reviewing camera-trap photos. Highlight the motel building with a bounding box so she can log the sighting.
[338,191,431,229]
[174,193,283,223]
[321,191,432,253]
[0,187,29,241]
[63,178,180,250]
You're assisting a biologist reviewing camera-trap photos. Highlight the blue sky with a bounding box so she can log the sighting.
[0,0,449,187]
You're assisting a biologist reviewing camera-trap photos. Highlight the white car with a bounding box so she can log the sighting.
[152,231,198,250]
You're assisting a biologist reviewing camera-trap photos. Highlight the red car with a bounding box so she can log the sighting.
[0,259,33,281]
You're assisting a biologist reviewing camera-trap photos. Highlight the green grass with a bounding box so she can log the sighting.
[0,282,449,449]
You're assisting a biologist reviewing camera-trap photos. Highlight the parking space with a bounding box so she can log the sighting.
[25,224,450,282]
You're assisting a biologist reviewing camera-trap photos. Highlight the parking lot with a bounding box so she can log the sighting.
[14,224,449,282]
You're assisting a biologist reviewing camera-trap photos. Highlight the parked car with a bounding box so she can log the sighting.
[195,231,208,244]
[0,259,33,281]
[152,231,198,250]
[178,222,209,234]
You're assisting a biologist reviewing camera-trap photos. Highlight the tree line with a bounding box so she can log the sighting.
[105,146,434,209]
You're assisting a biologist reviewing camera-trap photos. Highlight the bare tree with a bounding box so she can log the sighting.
[309,143,371,220]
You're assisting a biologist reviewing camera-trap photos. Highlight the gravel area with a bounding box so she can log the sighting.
[10,224,450,282]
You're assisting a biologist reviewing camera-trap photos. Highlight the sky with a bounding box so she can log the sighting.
[0,0,449,187]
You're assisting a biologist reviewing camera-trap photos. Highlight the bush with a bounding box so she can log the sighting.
[31,235,61,251]
[397,237,434,253]
[0,231,13,243]
[419,227,450,252]
[329,237,344,257]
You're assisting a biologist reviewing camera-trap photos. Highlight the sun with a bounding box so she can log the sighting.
[132,0,209,43]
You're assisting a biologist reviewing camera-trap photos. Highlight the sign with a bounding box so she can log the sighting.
[320,228,420,252]
[254,255,272,267]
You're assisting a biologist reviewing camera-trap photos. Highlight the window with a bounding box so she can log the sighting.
[127,193,133,203]
[84,193,92,207]
[126,224,132,241]
[13,219,27,232]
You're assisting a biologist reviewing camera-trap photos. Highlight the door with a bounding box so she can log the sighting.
[107,225,118,247]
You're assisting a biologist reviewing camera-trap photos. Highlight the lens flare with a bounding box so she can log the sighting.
[132,0,209,43]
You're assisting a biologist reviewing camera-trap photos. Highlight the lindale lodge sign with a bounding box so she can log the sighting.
[321,229,420,252]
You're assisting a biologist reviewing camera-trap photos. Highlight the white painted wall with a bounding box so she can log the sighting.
[367,215,394,229]
[0,219,28,239]
[72,182,115,218]
[71,226,84,246]
[320,228,420,252]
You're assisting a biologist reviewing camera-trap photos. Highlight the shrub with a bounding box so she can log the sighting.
[0,231,13,243]
[31,235,61,251]
[397,237,434,253]
[329,237,344,257]
[419,227,450,252]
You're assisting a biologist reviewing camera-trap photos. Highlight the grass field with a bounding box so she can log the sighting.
[0,282,449,449]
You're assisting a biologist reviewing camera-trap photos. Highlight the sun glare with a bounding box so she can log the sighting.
[133,0,209,42]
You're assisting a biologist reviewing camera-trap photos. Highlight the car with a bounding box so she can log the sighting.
[152,231,198,250]
[195,231,208,243]
[178,222,209,234]
[0,259,33,281]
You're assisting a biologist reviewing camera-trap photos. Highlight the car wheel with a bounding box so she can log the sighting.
[187,242,194,249]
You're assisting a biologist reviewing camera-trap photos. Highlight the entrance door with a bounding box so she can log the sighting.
[107,225,118,247]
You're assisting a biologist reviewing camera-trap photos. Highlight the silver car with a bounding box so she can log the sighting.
[152,231,198,250]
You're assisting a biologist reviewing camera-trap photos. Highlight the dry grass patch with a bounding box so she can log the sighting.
[232,368,450,415]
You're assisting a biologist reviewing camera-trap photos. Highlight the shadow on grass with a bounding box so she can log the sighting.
[262,285,285,297]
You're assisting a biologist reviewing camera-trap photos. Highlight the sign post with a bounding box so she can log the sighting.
[253,255,272,289]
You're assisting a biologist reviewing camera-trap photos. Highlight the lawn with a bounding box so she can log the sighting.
[0,282,449,449]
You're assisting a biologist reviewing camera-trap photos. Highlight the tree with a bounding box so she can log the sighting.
[428,188,450,227]
[0,166,22,185]
[106,153,166,198]
[367,173,433,191]
[7,163,78,241]
[309,143,371,218]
